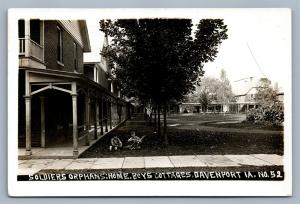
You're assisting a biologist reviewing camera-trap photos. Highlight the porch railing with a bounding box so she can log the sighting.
[19,38,44,62]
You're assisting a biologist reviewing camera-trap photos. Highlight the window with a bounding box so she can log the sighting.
[57,26,63,63]
[18,20,25,38]
[30,19,40,44]
[73,42,78,71]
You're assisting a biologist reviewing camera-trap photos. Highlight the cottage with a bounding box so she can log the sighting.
[18,19,131,158]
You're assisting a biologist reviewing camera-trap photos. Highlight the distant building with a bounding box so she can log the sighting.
[178,77,284,114]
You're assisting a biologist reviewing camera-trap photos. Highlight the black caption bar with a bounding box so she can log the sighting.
[18,171,284,181]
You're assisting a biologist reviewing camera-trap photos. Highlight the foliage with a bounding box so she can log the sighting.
[186,69,234,111]
[247,78,284,126]
[100,19,228,105]
[199,91,210,111]
[100,18,228,143]
[246,102,284,126]
[255,78,278,106]
[218,69,234,105]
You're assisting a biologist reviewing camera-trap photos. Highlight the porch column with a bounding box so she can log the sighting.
[85,95,90,146]
[96,99,100,126]
[113,101,118,126]
[109,100,112,129]
[40,96,46,148]
[111,101,114,126]
[25,96,32,155]
[100,96,104,135]
[118,104,121,123]
[105,98,108,132]
[25,71,31,156]
[71,83,78,157]
[94,98,98,139]
[40,20,44,61]
[24,20,30,57]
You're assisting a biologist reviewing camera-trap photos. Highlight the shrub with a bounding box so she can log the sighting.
[246,102,284,126]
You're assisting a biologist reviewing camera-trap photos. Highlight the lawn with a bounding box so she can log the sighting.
[80,113,283,158]
[202,120,284,131]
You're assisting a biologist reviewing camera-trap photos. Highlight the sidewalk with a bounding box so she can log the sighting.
[18,154,283,175]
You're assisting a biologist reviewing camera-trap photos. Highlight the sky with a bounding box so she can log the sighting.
[84,9,291,94]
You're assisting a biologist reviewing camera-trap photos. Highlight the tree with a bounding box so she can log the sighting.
[195,77,220,111]
[255,78,278,106]
[217,69,234,114]
[187,70,234,113]
[246,78,283,126]
[199,91,210,112]
[100,19,228,145]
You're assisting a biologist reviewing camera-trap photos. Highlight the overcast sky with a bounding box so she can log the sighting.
[84,9,291,94]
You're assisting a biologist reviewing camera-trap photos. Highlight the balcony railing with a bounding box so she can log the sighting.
[19,38,44,62]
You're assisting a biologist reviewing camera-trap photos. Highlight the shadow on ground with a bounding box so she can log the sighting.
[80,114,283,158]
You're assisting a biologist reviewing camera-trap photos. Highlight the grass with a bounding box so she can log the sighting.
[167,113,241,122]
[80,114,283,158]
[203,120,284,131]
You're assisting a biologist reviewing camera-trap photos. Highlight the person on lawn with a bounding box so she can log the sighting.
[109,136,123,151]
[127,131,146,150]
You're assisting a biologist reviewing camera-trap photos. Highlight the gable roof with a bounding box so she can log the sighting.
[233,77,258,96]
[78,20,91,52]
[58,20,91,52]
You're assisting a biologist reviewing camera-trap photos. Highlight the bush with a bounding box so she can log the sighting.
[246,102,284,126]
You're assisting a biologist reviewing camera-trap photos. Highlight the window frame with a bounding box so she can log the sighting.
[73,41,78,72]
[56,25,63,65]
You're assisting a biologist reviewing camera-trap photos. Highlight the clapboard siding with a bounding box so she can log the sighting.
[59,20,84,48]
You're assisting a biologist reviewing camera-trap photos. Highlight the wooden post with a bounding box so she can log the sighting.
[24,20,30,57]
[111,101,114,126]
[40,96,45,148]
[94,98,98,139]
[40,20,44,61]
[71,82,78,157]
[105,98,108,132]
[96,99,99,126]
[25,71,31,156]
[85,94,90,146]
[25,96,31,155]
[100,97,104,135]
[118,104,121,123]
[109,100,112,129]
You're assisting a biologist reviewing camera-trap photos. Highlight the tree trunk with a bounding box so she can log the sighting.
[163,104,168,145]
[154,106,157,132]
[157,104,161,136]
[149,112,152,125]
[144,108,147,121]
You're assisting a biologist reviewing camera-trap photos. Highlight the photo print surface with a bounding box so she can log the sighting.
[8,8,292,196]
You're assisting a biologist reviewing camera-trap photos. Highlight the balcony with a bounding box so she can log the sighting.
[19,38,44,62]
[19,38,45,69]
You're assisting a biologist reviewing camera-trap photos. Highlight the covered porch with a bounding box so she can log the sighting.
[19,68,129,159]
[18,124,119,159]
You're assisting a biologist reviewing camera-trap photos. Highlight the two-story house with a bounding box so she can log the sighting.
[18,20,130,159]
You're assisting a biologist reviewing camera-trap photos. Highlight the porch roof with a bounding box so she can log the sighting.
[20,67,128,104]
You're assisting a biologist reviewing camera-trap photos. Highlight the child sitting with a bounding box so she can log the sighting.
[109,136,123,151]
[127,131,146,150]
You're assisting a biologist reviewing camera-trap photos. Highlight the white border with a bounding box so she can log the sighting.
[7,8,292,197]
